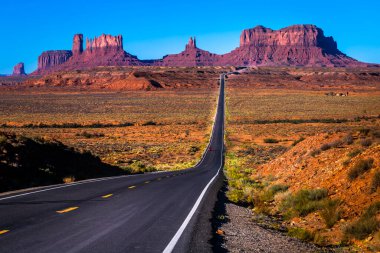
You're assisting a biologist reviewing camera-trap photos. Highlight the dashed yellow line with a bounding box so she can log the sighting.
[56,207,79,214]
[157,178,162,181]
[102,194,113,199]
[145,181,150,184]
[0,230,9,235]
[128,186,136,189]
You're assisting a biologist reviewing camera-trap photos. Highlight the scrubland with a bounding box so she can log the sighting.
[224,76,380,251]
[0,89,218,191]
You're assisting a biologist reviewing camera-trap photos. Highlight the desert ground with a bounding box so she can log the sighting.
[220,68,380,252]
[1,66,380,251]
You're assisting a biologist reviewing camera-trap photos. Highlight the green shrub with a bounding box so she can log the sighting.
[264,138,279,144]
[320,199,341,228]
[292,137,305,146]
[281,189,328,218]
[347,149,362,158]
[359,128,370,136]
[0,134,7,145]
[269,184,289,194]
[320,143,332,151]
[288,227,314,241]
[344,202,380,240]
[370,171,380,193]
[343,134,354,145]
[360,138,372,147]
[142,121,157,126]
[227,188,245,204]
[310,149,321,157]
[188,146,200,155]
[348,158,374,180]
[257,184,289,203]
[76,131,105,138]
[342,159,351,167]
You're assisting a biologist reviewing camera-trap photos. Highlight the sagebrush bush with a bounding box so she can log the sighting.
[343,134,354,145]
[310,149,321,157]
[348,158,374,180]
[292,137,305,146]
[320,143,332,151]
[359,128,370,136]
[280,189,328,218]
[288,227,314,241]
[370,171,380,193]
[253,184,289,213]
[360,138,372,147]
[264,138,279,143]
[344,202,380,240]
[347,149,362,158]
[320,199,341,228]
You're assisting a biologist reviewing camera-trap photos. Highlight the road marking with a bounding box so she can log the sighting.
[163,74,225,253]
[157,178,162,181]
[166,175,170,178]
[0,174,137,201]
[128,186,136,189]
[56,207,79,214]
[102,194,113,198]
[144,181,150,184]
[0,230,9,235]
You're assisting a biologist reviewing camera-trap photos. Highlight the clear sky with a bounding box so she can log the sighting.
[1,0,380,74]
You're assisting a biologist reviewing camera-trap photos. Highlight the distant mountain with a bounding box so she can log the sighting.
[32,24,370,74]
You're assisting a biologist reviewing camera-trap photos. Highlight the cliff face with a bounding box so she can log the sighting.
[12,62,26,76]
[32,24,368,74]
[34,34,142,74]
[72,34,83,56]
[85,34,123,52]
[160,37,220,67]
[37,50,73,71]
[222,24,358,67]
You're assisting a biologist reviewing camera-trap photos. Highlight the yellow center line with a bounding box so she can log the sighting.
[157,178,162,181]
[102,194,113,199]
[128,186,136,189]
[0,230,9,235]
[145,181,150,184]
[56,207,79,214]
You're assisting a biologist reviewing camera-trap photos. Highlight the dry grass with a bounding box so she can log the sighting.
[0,89,218,170]
[225,85,380,248]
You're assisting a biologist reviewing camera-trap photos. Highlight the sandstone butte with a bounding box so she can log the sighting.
[31,24,374,75]
[12,62,26,76]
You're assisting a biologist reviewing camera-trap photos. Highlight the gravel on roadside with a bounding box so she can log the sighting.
[218,203,328,253]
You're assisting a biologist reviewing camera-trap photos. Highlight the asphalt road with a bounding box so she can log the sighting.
[0,74,226,253]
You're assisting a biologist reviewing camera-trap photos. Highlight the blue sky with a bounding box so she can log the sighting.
[1,0,380,74]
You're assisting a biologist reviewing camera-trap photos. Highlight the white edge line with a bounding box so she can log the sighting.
[162,74,225,253]
[0,174,132,201]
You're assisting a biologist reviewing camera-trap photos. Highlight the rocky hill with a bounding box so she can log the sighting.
[159,37,220,66]
[12,62,26,76]
[219,25,362,67]
[30,24,373,74]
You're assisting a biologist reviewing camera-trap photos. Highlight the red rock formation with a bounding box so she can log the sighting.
[160,37,220,66]
[85,34,123,53]
[66,34,141,68]
[34,34,142,74]
[72,34,83,56]
[12,62,26,76]
[37,50,73,71]
[221,25,361,67]
[32,25,369,74]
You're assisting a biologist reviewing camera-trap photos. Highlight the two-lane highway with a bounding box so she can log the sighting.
[0,74,226,252]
